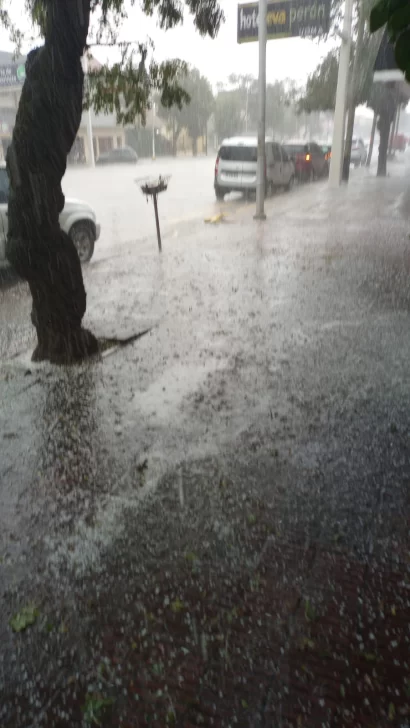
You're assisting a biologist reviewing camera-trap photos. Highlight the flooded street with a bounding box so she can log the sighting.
[2,153,410,725]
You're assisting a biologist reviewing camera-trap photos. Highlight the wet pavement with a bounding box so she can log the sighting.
[1,156,410,726]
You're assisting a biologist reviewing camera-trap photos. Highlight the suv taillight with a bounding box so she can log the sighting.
[215,156,219,177]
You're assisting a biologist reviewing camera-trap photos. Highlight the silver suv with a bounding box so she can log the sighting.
[214,136,295,200]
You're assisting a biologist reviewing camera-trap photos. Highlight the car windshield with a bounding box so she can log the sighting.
[1,2,407,726]
[219,144,258,162]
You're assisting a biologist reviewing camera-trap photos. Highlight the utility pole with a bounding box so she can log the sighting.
[254,0,267,220]
[152,102,156,161]
[329,0,353,187]
[343,2,365,181]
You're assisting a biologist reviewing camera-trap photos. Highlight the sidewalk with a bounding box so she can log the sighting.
[1,167,410,726]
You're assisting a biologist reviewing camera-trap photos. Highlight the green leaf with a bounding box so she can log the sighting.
[304,599,317,622]
[388,3,410,34]
[388,702,396,721]
[395,29,410,71]
[170,598,184,613]
[185,551,197,564]
[10,605,39,633]
[370,0,389,32]
[82,694,114,726]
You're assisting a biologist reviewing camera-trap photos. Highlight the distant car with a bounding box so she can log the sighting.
[96,146,138,165]
[392,134,407,152]
[283,141,328,182]
[350,138,367,167]
[0,163,100,268]
[214,136,295,200]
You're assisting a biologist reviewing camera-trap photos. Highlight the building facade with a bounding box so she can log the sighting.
[0,50,126,165]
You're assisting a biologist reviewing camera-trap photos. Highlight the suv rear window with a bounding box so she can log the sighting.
[219,145,257,162]
[284,144,308,154]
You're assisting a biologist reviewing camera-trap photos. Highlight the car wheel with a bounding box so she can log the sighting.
[215,186,225,201]
[286,175,294,191]
[70,222,95,263]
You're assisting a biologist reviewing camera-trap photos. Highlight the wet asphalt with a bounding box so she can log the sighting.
[1,155,410,725]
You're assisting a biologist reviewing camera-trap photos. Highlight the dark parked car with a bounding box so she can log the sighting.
[283,141,328,182]
[96,146,138,165]
[320,143,332,162]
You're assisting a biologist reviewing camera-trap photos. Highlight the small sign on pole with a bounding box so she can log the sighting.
[137,175,171,253]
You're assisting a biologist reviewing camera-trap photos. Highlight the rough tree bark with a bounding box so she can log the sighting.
[6,0,98,365]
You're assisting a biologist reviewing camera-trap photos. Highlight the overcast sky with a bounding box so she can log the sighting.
[0,0,336,90]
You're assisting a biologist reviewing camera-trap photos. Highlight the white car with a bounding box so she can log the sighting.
[350,138,367,167]
[0,163,100,269]
[214,136,295,199]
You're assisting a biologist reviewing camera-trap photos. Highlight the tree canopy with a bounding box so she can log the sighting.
[214,75,301,143]
[298,50,339,113]
[370,0,410,80]
[2,0,224,126]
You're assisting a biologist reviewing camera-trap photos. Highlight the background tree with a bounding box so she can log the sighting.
[299,5,394,177]
[298,49,339,114]
[155,67,214,155]
[215,75,300,141]
[177,68,214,155]
[214,88,243,143]
[369,0,410,175]
[3,0,223,364]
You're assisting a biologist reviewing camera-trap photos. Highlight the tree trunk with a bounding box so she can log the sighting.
[6,0,98,365]
[192,136,198,156]
[377,110,391,177]
[172,116,177,157]
[388,107,397,156]
[366,111,377,167]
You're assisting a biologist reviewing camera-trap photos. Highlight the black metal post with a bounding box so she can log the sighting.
[153,192,162,252]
